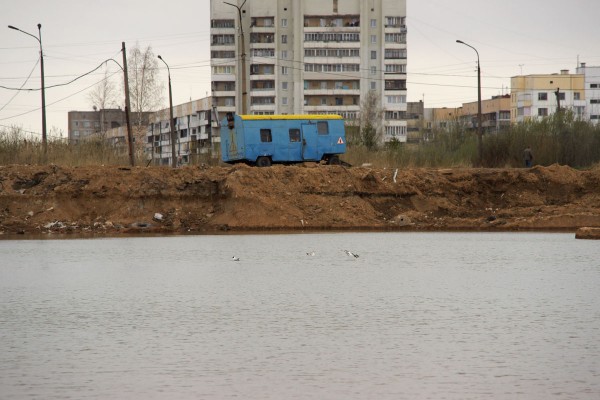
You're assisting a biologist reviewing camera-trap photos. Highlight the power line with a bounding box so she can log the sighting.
[0,56,40,113]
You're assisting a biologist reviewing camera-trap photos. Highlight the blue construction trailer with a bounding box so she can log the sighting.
[220,113,346,166]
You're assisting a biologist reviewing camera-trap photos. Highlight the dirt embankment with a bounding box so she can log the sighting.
[1,163,600,237]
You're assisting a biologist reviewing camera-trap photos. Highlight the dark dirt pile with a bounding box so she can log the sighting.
[1,163,599,237]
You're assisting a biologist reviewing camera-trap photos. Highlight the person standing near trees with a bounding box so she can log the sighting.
[523,146,534,168]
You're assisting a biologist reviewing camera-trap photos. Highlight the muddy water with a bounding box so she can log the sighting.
[1,233,599,399]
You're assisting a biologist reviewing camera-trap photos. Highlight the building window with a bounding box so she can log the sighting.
[282,81,288,90]
[370,19,376,28]
[281,50,288,59]
[321,98,327,105]
[386,95,406,104]
[591,99,600,104]
[289,128,300,142]
[591,84,600,89]
[574,92,581,100]
[538,108,548,117]
[282,66,289,75]
[371,51,377,60]
[281,35,287,44]
[317,121,329,135]
[371,35,376,44]
[370,81,376,90]
[282,18,288,27]
[282,97,288,105]
[260,129,272,142]
[538,92,548,101]
[371,66,376,75]
[335,97,343,105]
[558,92,566,101]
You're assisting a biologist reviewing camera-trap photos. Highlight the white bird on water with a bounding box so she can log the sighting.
[231,256,240,261]
[343,250,359,258]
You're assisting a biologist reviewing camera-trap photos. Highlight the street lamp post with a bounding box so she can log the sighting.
[224,0,248,115]
[456,39,483,166]
[158,55,177,168]
[8,24,47,155]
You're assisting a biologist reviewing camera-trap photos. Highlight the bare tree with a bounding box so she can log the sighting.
[87,67,119,135]
[358,90,383,150]
[88,67,119,110]
[127,43,164,126]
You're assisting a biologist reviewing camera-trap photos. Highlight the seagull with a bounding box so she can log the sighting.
[343,250,359,258]
[231,256,240,261]
[306,251,316,256]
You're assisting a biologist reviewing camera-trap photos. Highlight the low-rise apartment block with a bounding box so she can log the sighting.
[576,63,600,124]
[145,97,216,166]
[510,70,585,123]
[67,108,151,143]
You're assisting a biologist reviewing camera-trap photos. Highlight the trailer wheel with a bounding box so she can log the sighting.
[327,155,341,165]
[256,156,271,167]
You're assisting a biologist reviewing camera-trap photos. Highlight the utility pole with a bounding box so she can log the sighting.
[225,0,248,115]
[8,24,47,156]
[121,42,135,166]
[555,88,561,113]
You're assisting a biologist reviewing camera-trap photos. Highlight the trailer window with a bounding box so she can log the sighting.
[317,121,329,135]
[260,129,272,142]
[289,128,301,142]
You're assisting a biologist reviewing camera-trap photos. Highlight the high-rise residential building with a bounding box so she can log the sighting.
[210,0,407,142]
[576,63,600,124]
[510,70,586,123]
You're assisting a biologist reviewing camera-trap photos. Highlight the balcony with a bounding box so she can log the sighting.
[303,105,360,113]
[304,15,360,29]
[303,88,360,96]
[250,104,276,112]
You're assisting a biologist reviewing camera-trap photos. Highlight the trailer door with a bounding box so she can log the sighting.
[301,123,318,161]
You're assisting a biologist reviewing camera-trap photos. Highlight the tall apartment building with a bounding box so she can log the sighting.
[576,63,600,124]
[510,70,585,123]
[210,0,407,142]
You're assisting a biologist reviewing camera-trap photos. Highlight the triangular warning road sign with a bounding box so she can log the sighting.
[337,137,344,144]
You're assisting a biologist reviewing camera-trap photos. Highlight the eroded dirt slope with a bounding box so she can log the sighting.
[1,163,599,236]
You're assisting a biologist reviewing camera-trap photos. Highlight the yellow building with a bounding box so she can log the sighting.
[510,70,585,123]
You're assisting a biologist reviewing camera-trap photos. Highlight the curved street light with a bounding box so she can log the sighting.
[224,0,248,115]
[456,39,483,166]
[8,24,47,155]
[158,55,177,168]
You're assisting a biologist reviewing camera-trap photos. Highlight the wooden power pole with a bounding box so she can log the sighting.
[122,42,135,167]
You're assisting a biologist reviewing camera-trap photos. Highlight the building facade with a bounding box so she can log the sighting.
[460,94,511,132]
[67,108,151,143]
[145,97,215,166]
[510,70,585,123]
[210,0,408,142]
[575,63,600,124]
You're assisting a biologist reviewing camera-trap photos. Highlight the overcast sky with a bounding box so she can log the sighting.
[1,0,599,138]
